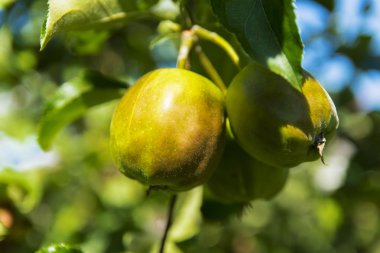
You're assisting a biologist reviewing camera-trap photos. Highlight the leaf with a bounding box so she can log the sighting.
[40,0,151,50]
[0,26,15,81]
[169,186,203,242]
[211,0,304,90]
[37,71,127,151]
[0,0,15,8]
[36,243,83,253]
[0,168,43,213]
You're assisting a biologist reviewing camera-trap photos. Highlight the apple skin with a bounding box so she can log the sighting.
[110,68,225,192]
[226,62,339,168]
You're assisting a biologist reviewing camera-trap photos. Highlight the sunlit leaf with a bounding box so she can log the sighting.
[0,0,15,9]
[37,71,127,151]
[36,243,83,253]
[211,0,304,90]
[40,0,155,50]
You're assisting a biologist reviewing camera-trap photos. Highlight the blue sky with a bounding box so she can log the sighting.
[0,133,58,171]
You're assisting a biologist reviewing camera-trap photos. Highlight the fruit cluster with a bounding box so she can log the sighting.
[110,62,339,203]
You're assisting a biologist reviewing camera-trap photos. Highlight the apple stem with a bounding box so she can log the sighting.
[176,30,195,69]
[195,45,227,94]
[159,194,178,253]
[176,30,228,94]
[192,25,241,69]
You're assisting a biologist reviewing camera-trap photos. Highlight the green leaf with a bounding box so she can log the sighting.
[37,71,127,151]
[211,0,304,90]
[0,26,15,81]
[36,243,83,253]
[0,168,43,213]
[169,186,203,242]
[149,187,203,253]
[40,0,152,50]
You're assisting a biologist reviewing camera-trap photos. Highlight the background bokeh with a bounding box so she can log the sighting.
[0,0,379,252]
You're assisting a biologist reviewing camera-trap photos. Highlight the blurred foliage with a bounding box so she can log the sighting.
[1,0,380,253]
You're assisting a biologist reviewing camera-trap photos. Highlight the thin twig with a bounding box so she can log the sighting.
[176,30,195,69]
[195,44,227,95]
[192,25,240,68]
[159,194,178,253]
